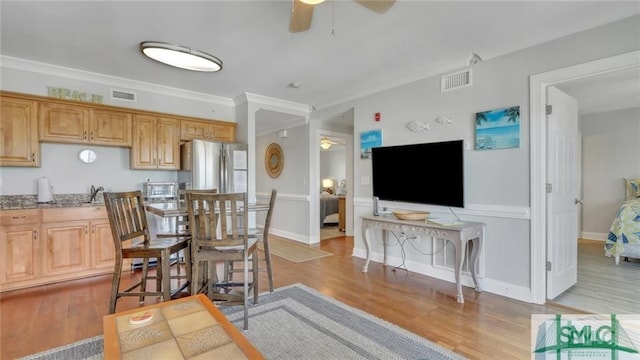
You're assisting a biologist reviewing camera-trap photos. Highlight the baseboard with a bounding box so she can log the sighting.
[580,231,607,241]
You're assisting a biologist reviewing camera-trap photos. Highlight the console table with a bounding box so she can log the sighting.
[360,214,484,303]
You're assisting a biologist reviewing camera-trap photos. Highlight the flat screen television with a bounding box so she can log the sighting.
[371,140,464,208]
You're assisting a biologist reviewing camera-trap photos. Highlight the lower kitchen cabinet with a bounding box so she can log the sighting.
[0,206,126,292]
[0,209,39,286]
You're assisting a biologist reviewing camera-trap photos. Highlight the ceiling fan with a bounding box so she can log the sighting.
[320,137,338,150]
[290,0,396,33]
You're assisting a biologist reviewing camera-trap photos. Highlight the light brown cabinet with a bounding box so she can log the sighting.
[39,102,132,146]
[180,119,235,142]
[0,206,122,292]
[0,210,39,286]
[0,96,40,167]
[131,114,180,170]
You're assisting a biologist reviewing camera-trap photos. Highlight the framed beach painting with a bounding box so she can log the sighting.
[360,129,382,159]
[475,106,520,150]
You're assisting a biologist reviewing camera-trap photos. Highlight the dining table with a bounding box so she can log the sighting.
[146,200,270,218]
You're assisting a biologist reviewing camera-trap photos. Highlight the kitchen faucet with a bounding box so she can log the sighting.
[90,185,104,203]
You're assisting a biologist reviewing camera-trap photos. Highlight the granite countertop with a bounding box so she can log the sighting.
[0,194,105,211]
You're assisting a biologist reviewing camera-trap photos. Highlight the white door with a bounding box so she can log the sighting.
[546,86,580,299]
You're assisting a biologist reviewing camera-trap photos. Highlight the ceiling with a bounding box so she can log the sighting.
[1,1,639,132]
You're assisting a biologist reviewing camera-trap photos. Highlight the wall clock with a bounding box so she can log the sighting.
[265,143,284,178]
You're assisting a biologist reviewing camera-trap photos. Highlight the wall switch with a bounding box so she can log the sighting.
[360,176,370,185]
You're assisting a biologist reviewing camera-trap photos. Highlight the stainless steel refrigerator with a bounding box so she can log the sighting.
[178,139,248,193]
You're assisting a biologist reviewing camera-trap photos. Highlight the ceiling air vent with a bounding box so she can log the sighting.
[441,68,472,93]
[111,89,137,102]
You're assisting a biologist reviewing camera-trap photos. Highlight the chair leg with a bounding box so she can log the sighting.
[252,253,259,304]
[262,240,274,292]
[191,257,200,295]
[243,254,249,330]
[109,257,124,314]
[184,245,192,295]
[161,253,171,302]
[140,258,149,304]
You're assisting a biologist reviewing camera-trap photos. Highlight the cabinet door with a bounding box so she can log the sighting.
[180,119,211,141]
[209,122,235,142]
[0,96,39,166]
[41,221,91,276]
[131,114,157,169]
[157,117,181,170]
[91,220,116,270]
[39,101,90,143]
[0,225,38,284]
[90,109,132,146]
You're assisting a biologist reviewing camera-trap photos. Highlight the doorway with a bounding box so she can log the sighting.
[529,50,640,305]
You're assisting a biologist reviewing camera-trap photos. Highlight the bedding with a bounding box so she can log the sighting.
[604,198,640,265]
[320,193,339,224]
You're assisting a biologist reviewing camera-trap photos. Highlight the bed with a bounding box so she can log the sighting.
[604,178,640,264]
[320,192,339,225]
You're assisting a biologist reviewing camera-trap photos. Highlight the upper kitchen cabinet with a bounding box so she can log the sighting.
[39,101,132,147]
[180,119,235,142]
[0,95,40,167]
[131,114,180,170]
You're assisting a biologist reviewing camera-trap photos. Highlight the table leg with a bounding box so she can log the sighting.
[361,221,370,272]
[454,238,465,304]
[382,229,388,266]
[470,237,482,293]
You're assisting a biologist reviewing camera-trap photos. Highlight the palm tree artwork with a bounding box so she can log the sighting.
[475,106,521,150]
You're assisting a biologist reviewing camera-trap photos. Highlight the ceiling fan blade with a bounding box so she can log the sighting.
[353,0,396,14]
[289,0,315,33]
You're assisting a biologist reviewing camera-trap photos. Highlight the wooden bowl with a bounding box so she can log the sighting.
[392,210,430,221]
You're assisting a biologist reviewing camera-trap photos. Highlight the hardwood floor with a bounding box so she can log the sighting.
[550,238,640,314]
[0,235,581,359]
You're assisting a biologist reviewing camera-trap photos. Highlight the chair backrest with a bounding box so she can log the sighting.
[103,191,150,253]
[185,192,248,249]
[176,189,217,232]
[262,189,278,238]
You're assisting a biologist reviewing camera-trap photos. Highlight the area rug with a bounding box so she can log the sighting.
[221,283,466,359]
[258,237,333,263]
[20,284,465,360]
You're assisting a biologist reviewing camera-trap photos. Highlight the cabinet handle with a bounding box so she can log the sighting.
[85,225,89,234]
[90,131,94,141]
[84,131,88,140]
[11,216,26,219]
[31,153,36,162]
[33,230,37,240]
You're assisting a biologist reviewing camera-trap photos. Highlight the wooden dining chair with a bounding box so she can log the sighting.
[103,191,192,314]
[185,191,258,330]
[226,189,277,292]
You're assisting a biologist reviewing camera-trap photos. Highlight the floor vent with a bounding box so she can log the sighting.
[111,89,137,102]
[441,68,472,93]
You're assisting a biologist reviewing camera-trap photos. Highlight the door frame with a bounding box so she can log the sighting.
[529,50,640,304]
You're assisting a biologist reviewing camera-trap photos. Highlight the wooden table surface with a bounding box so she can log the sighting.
[146,201,270,217]
[103,294,264,359]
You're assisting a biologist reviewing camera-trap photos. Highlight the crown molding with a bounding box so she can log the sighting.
[236,92,312,115]
[1,55,235,107]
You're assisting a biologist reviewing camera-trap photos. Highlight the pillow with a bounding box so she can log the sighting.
[626,178,640,199]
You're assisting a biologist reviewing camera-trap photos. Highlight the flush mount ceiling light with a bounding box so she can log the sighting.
[140,41,222,72]
[300,0,325,4]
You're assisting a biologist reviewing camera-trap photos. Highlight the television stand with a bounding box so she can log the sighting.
[360,214,484,304]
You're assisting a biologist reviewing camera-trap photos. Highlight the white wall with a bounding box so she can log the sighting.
[0,143,176,196]
[256,124,311,242]
[312,14,640,300]
[581,107,640,236]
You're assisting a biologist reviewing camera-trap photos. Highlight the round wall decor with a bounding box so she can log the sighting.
[265,143,284,178]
